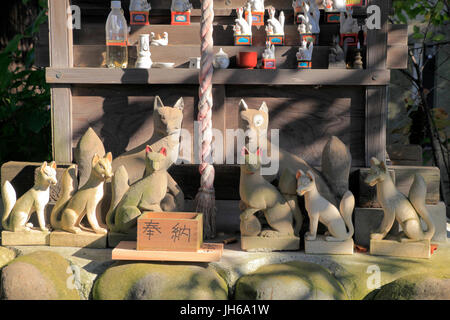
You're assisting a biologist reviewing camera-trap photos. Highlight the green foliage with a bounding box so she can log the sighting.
[0,3,51,165]
[392,0,449,42]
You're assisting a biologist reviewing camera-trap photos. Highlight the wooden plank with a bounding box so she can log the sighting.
[387,24,408,46]
[46,67,390,85]
[48,0,74,163]
[112,241,224,262]
[365,0,389,166]
[387,144,423,166]
[386,45,408,70]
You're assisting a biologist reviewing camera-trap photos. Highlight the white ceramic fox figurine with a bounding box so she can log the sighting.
[171,0,192,12]
[266,7,285,35]
[297,40,314,61]
[247,0,265,12]
[296,170,355,242]
[234,5,253,36]
[262,42,275,59]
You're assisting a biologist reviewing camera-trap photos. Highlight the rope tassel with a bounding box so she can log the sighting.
[194,0,216,239]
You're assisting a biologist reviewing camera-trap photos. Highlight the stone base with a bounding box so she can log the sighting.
[305,235,354,255]
[1,230,50,246]
[50,231,107,248]
[241,236,300,252]
[370,238,431,259]
[107,232,136,248]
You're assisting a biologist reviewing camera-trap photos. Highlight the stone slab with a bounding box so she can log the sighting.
[1,230,50,246]
[305,235,354,255]
[50,231,107,248]
[241,236,300,252]
[370,238,431,259]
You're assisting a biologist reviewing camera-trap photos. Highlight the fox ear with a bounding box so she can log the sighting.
[259,102,269,114]
[256,148,262,157]
[296,170,303,180]
[92,153,100,165]
[160,147,167,156]
[370,157,380,167]
[173,97,184,111]
[239,99,249,111]
[41,161,48,171]
[145,145,152,154]
[379,161,387,173]
[50,161,57,169]
[241,146,250,156]
[106,152,113,163]
[154,96,164,110]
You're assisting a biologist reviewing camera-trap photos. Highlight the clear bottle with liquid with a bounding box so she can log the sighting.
[106,1,128,68]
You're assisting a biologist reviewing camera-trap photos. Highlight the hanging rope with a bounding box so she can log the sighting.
[194,0,216,239]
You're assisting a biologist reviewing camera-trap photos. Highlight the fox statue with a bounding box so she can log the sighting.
[51,153,113,234]
[106,146,168,235]
[365,157,435,241]
[2,161,57,232]
[240,147,297,238]
[296,170,355,241]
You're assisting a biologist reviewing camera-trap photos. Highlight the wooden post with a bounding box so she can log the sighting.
[48,0,73,163]
[365,0,389,166]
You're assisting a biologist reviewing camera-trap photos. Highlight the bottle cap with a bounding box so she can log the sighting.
[111,1,121,9]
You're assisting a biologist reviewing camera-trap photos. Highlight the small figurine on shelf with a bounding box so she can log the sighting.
[323,0,334,12]
[171,0,192,25]
[328,34,346,69]
[297,1,320,44]
[129,0,151,25]
[296,40,313,69]
[245,0,265,26]
[292,0,304,22]
[323,0,345,23]
[136,34,152,69]
[234,5,253,46]
[213,48,230,69]
[150,32,168,46]
[340,7,360,46]
[296,170,355,255]
[262,42,276,69]
[353,42,364,69]
[265,7,285,46]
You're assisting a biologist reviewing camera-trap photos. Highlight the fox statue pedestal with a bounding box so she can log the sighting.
[50,230,107,249]
[370,238,432,259]
[241,235,300,252]
[2,230,50,246]
[305,235,354,255]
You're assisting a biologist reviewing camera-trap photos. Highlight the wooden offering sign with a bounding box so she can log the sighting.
[137,212,203,252]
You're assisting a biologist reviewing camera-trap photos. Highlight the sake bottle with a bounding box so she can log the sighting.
[106,1,128,68]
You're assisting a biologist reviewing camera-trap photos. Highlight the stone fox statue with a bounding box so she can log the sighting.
[51,153,113,234]
[239,100,352,206]
[240,147,296,238]
[106,146,168,235]
[2,162,57,232]
[111,96,185,212]
[296,170,355,242]
[365,157,435,241]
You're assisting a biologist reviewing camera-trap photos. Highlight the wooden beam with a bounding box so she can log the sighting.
[46,67,390,86]
[365,0,390,166]
[48,0,74,163]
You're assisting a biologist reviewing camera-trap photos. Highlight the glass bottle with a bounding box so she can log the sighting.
[106,1,128,68]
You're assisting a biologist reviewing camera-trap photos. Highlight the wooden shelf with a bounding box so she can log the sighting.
[46,67,389,85]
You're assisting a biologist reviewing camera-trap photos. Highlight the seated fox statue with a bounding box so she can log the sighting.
[2,161,57,232]
[75,97,185,212]
[106,146,168,236]
[51,153,113,234]
[240,147,296,238]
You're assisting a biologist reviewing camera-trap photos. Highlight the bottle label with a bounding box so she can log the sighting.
[107,40,128,46]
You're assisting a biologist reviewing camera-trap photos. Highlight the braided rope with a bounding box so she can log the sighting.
[195,0,216,239]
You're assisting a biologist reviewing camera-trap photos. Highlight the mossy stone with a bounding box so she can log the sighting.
[373,274,450,300]
[1,250,80,300]
[0,247,16,268]
[234,261,348,300]
[93,262,228,300]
